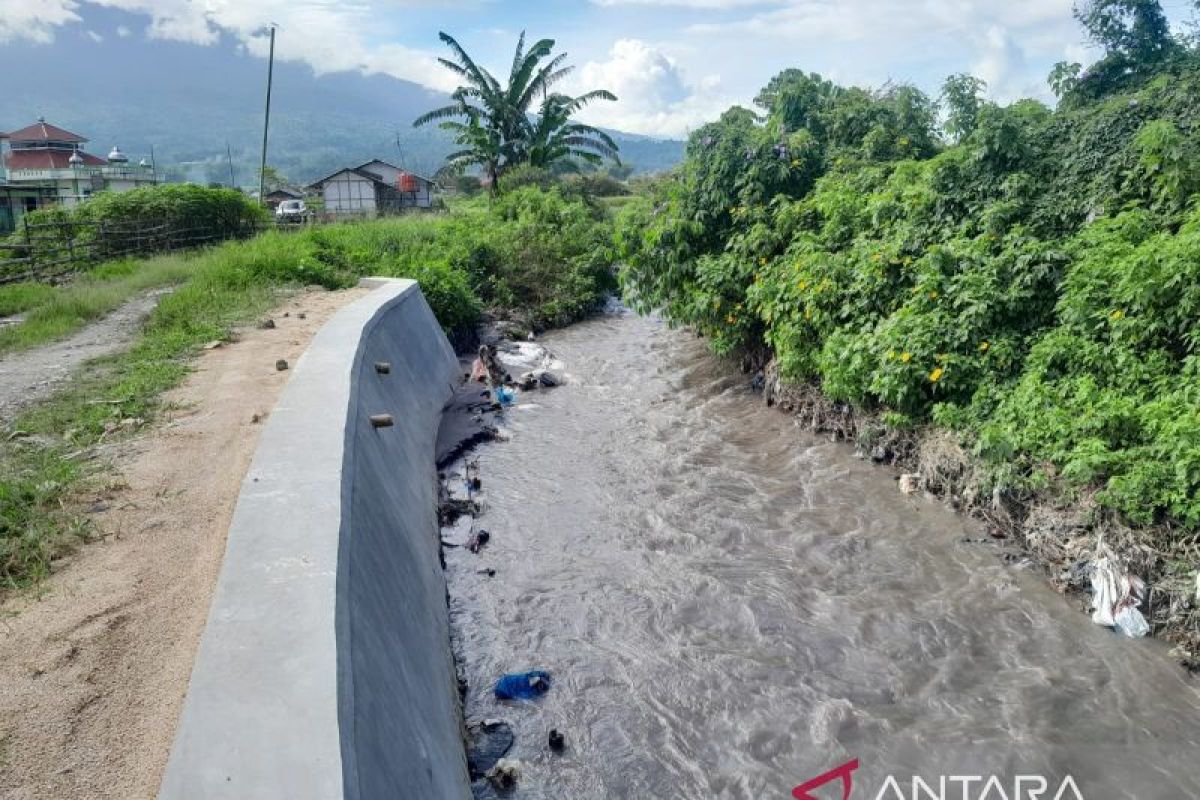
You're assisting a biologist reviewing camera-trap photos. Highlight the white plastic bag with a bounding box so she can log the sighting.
[1090,543,1149,638]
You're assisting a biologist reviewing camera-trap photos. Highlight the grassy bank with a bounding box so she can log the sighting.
[1,186,618,589]
[617,54,1200,662]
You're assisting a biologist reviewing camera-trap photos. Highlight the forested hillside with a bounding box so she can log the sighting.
[616,1,1200,658]
[0,29,683,184]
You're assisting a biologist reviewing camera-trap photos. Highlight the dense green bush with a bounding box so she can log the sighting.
[10,184,268,273]
[617,37,1200,529]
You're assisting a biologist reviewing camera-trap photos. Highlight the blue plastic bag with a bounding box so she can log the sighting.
[495,386,515,406]
[494,670,551,700]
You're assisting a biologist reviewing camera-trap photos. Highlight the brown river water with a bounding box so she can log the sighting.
[443,309,1200,800]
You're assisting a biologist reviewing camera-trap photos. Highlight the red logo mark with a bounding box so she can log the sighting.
[793,758,860,800]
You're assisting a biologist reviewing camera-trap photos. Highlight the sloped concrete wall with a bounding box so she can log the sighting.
[160,279,470,800]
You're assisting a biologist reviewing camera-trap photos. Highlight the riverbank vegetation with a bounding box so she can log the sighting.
[616,0,1200,662]
[1,183,616,588]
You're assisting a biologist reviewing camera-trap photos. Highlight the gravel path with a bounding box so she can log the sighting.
[0,290,170,426]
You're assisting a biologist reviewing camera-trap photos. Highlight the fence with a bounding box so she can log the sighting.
[0,205,442,286]
[0,215,310,286]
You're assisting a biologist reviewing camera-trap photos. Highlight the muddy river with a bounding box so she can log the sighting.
[443,309,1200,799]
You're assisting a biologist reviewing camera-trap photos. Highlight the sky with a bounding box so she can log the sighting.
[2,0,1197,139]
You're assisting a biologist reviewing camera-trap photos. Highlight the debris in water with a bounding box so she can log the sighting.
[467,529,491,554]
[494,670,551,700]
[548,729,566,753]
[1090,541,1150,638]
[485,758,521,790]
[466,720,515,779]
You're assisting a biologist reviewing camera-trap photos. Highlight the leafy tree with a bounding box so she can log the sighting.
[1075,0,1175,63]
[1072,0,1180,97]
[259,166,290,193]
[1048,61,1083,100]
[940,73,988,142]
[414,31,618,189]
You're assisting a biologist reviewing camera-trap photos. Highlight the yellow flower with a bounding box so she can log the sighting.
[900,352,912,363]
[798,280,808,290]
[1110,309,1125,321]
[887,350,896,360]
[929,367,944,383]
[979,341,990,352]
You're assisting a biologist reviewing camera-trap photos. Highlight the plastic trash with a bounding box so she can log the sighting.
[486,758,522,790]
[1090,542,1149,638]
[1114,605,1151,638]
[494,670,551,700]
[495,386,515,406]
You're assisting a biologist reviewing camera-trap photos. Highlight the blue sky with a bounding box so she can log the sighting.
[3,1,1197,137]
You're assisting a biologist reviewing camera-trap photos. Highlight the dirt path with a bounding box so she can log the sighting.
[0,289,172,426]
[0,287,369,800]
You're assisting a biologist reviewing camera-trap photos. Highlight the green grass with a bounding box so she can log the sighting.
[0,192,618,589]
[0,283,56,318]
[0,256,199,354]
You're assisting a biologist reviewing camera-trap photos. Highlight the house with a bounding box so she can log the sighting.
[0,118,157,233]
[263,186,304,209]
[308,159,434,217]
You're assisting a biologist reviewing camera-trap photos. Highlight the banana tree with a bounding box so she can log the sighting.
[415,31,619,188]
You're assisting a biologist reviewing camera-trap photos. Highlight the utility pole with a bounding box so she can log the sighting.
[257,24,277,205]
[226,141,237,188]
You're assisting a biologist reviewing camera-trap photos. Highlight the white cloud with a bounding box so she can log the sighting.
[674,0,1083,106]
[0,0,80,44]
[86,29,103,42]
[115,24,130,37]
[592,0,782,6]
[572,39,733,137]
[0,0,458,90]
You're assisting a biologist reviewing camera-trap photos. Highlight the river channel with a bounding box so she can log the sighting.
[443,309,1200,800]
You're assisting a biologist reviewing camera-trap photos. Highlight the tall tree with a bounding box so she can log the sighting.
[940,73,987,142]
[414,31,618,188]
[1074,0,1175,64]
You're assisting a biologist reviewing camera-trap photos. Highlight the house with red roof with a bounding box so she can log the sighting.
[1,118,157,233]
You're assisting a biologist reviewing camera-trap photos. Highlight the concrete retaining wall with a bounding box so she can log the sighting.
[160,279,471,800]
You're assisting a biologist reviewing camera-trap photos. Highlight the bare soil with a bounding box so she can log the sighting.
[0,289,172,427]
[0,287,368,800]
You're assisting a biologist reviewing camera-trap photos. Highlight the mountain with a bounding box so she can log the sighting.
[0,19,684,187]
